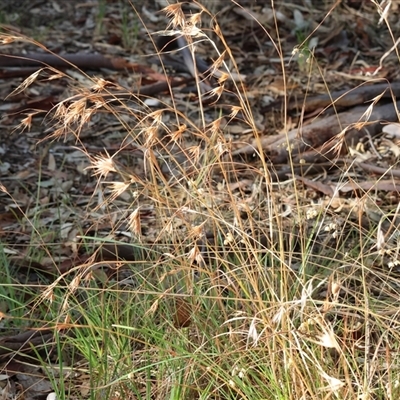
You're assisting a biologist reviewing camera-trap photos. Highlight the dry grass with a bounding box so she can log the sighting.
[2,1,400,399]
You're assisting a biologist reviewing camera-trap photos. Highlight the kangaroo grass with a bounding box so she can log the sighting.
[2,1,400,399]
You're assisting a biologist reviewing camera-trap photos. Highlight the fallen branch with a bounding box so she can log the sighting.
[0,52,151,72]
[356,162,400,178]
[267,81,400,113]
[233,101,400,164]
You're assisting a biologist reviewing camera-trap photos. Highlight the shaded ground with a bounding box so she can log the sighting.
[1,0,400,244]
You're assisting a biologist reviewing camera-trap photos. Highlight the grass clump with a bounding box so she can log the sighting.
[2,1,400,399]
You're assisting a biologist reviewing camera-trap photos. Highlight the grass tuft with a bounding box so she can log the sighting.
[2,1,400,399]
